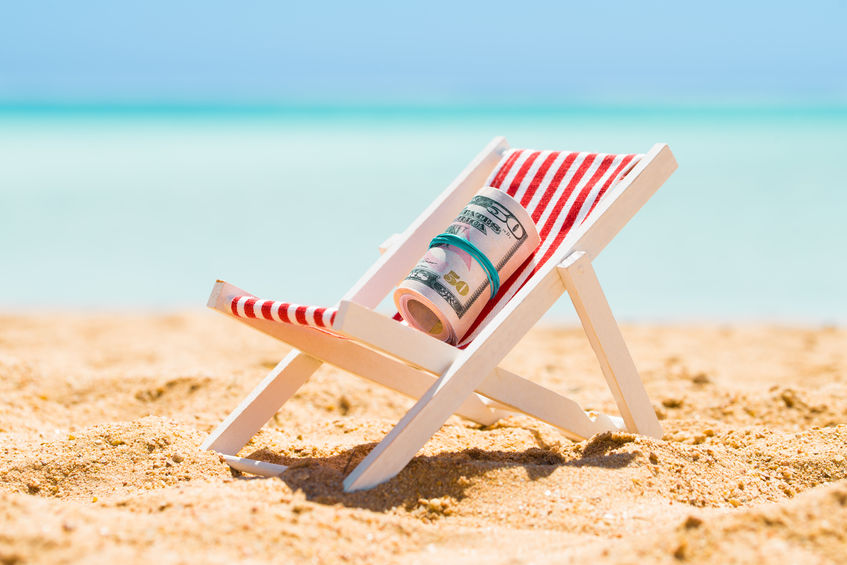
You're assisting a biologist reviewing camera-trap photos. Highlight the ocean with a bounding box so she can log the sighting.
[1,106,844,323]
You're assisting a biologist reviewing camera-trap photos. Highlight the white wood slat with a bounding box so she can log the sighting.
[378,233,402,255]
[201,349,322,454]
[557,252,662,438]
[222,455,288,477]
[333,300,458,375]
[482,367,621,440]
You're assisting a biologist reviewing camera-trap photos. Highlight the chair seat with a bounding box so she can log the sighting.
[228,148,642,344]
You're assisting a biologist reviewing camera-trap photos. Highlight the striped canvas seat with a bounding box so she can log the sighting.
[229,149,640,344]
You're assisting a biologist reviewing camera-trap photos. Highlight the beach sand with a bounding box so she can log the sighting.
[1,313,845,564]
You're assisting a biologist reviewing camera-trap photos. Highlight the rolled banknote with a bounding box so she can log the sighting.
[394,186,540,344]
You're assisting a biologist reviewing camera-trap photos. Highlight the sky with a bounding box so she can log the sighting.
[0,1,845,320]
[1,0,845,105]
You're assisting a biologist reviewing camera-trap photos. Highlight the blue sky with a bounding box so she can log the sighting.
[1,1,845,104]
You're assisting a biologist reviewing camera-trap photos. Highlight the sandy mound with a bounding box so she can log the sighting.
[1,314,845,563]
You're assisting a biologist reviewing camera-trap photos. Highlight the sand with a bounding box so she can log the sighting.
[1,313,846,564]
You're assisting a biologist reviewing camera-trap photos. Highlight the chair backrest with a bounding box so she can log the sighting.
[456,149,641,346]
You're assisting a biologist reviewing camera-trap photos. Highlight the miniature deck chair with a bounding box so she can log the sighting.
[202,136,677,491]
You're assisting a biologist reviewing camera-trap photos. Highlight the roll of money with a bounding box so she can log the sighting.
[394,186,540,344]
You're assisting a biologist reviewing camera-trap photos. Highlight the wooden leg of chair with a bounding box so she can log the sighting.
[201,349,323,455]
[343,352,494,492]
[557,252,662,438]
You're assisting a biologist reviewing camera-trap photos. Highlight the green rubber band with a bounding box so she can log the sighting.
[429,233,500,299]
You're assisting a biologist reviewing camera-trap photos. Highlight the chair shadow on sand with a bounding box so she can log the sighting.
[235,430,638,513]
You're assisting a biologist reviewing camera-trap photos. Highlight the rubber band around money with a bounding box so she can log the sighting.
[429,232,500,299]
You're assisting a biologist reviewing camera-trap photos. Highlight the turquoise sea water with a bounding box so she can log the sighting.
[0,106,844,323]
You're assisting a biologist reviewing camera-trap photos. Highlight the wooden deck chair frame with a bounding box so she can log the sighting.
[202,136,678,492]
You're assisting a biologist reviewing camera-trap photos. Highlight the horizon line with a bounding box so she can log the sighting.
[1,99,846,118]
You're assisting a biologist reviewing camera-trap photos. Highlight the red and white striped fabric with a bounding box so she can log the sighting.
[454,149,641,346]
[228,148,640,343]
[230,296,337,330]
